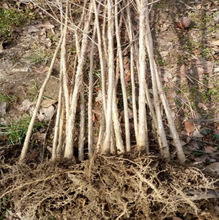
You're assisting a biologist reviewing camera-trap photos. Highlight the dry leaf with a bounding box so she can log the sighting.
[95,90,103,102]
[188,141,200,150]
[198,103,207,110]
[195,60,213,75]
[192,129,204,138]
[204,146,216,154]
[209,40,219,46]
[205,162,219,175]
[39,21,55,30]
[27,25,39,33]
[92,107,102,116]
[92,113,96,122]
[26,150,39,161]
[18,99,34,112]
[38,105,55,121]
[32,132,46,142]
[42,66,50,73]
[41,99,57,108]
[184,121,195,135]
[197,4,202,10]
[195,155,209,163]
[125,71,131,83]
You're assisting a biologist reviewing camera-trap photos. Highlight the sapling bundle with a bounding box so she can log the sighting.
[20,0,185,164]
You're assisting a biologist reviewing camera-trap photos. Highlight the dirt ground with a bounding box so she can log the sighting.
[0,0,219,219]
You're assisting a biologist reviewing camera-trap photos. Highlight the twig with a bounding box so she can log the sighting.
[115,0,131,152]
[64,2,93,159]
[19,35,63,162]
[79,83,85,161]
[145,2,170,160]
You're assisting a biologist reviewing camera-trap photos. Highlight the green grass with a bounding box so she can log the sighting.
[0,7,34,40]
[29,47,53,64]
[0,114,45,145]
[0,93,16,103]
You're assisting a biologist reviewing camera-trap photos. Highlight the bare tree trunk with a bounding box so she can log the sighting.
[79,83,85,161]
[137,0,148,151]
[154,62,186,163]
[93,0,107,114]
[145,2,170,159]
[112,58,125,154]
[56,105,64,158]
[19,35,63,162]
[87,24,96,157]
[64,3,93,159]
[115,1,131,152]
[102,0,114,154]
[126,5,138,142]
[52,66,63,161]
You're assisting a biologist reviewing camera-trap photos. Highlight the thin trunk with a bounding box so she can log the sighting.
[126,5,138,141]
[145,2,169,159]
[137,0,148,151]
[88,23,96,156]
[154,62,186,163]
[52,65,63,161]
[79,83,85,161]
[93,0,107,114]
[19,35,63,162]
[56,105,64,158]
[102,0,114,154]
[115,0,131,152]
[64,3,93,159]
[112,57,125,154]
[62,1,70,118]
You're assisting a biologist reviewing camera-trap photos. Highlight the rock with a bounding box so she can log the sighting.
[205,162,219,175]
[213,12,219,23]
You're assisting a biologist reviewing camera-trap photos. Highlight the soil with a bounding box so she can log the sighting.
[0,0,219,219]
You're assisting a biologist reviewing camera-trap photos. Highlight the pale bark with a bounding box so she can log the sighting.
[52,68,63,161]
[64,3,93,159]
[61,2,70,118]
[145,2,169,159]
[87,24,96,157]
[154,62,186,163]
[126,5,138,141]
[56,105,64,158]
[79,84,85,161]
[19,35,63,162]
[93,0,107,114]
[137,0,148,151]
[115,0,131,152]
[102,0,114,154]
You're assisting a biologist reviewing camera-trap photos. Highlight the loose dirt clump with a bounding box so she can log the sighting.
[0,155,218,220]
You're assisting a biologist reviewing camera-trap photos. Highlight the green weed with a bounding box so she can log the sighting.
[0,114,45,145]
[0,93,16,103]
[0,7,34,40]
[29,47,53,64]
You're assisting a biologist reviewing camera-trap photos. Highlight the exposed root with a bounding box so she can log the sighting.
[0,155,217,219]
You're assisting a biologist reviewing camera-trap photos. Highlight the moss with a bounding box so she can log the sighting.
[0,7,34,41]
